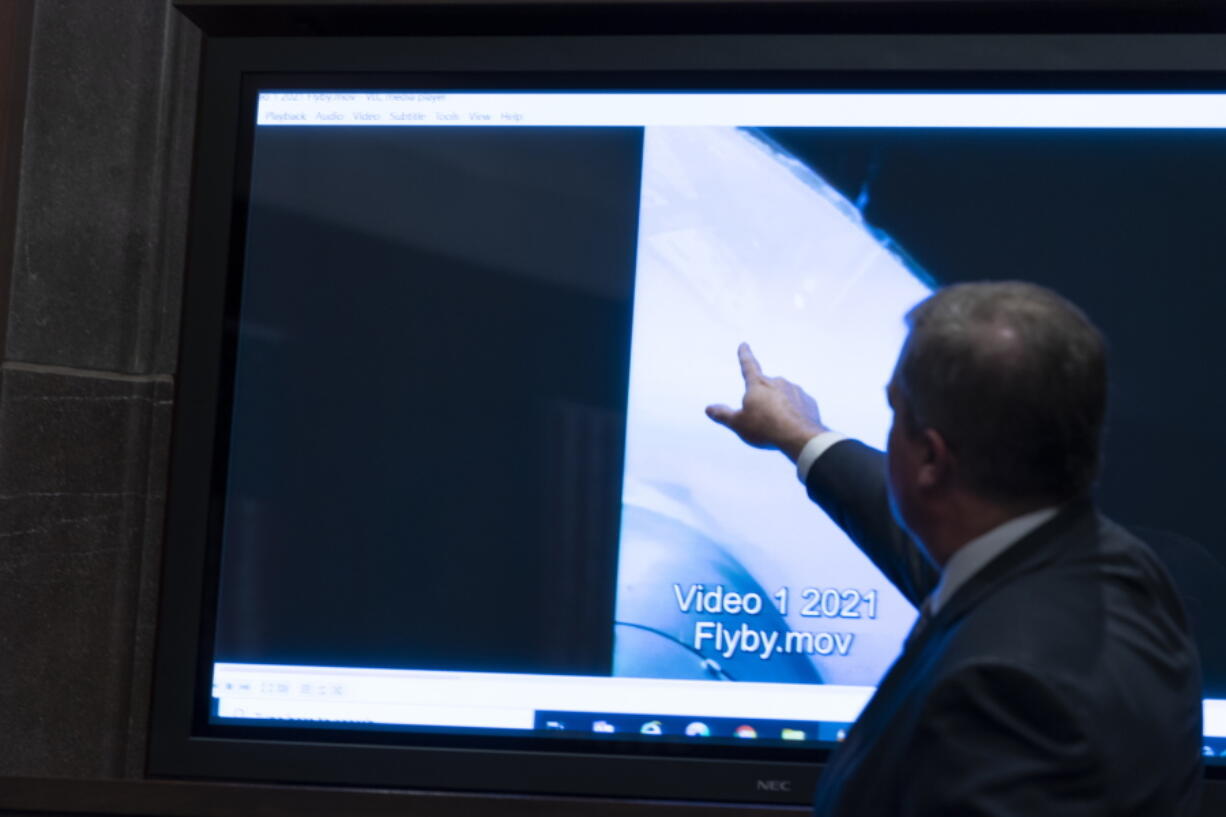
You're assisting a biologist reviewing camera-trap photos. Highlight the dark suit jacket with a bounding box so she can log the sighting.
[807,439,1203,816]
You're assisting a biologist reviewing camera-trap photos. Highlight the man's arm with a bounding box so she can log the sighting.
[804,438,937,606]
[706,343,936,606]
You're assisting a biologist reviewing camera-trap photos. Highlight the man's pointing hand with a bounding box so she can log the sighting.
[705,343,829,463]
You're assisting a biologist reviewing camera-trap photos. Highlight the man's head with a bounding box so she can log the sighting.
[885,282,1107,551]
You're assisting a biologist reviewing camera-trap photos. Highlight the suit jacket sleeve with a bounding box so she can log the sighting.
[900,661,1099,817]
[803,438,938,607]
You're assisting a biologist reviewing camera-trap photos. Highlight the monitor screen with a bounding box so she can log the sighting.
[201,88,1226,782]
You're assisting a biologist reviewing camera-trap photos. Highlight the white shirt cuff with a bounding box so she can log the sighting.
[796,431,850,484]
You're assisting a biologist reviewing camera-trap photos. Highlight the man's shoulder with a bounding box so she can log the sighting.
[927,514,1199,729]
[935,514,1190,675]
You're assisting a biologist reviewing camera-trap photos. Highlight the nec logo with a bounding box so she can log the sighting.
[756,779,792,792]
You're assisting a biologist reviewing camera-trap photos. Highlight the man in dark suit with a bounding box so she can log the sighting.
[706,282,1202,815]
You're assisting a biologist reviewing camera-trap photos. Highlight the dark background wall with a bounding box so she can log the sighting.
[0,2,1222,816]
[0,0,33,337]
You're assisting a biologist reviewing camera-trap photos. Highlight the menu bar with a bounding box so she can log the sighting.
[257,92,1226,129]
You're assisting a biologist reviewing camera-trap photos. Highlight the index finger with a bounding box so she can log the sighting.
[738,342,766,386]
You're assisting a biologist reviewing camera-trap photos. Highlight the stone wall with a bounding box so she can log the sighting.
[0,0,198,779]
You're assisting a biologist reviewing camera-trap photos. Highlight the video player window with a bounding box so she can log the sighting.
[210,91,1226,758]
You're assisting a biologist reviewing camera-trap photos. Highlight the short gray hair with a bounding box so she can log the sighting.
[894,281,1107,504]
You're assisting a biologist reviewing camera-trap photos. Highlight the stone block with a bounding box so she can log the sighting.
[0,366,172,777]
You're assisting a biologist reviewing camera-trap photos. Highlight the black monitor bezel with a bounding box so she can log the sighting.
[149,29,1226,804]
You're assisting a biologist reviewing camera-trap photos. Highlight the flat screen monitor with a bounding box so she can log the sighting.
[151,27,1226,806]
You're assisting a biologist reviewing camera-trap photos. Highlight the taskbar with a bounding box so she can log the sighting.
[536,709,851,746]
[210,699,854,749]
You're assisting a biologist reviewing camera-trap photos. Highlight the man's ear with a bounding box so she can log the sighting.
[916,428,952,489]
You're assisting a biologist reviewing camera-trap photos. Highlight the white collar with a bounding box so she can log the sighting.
[929,505,1061,615]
